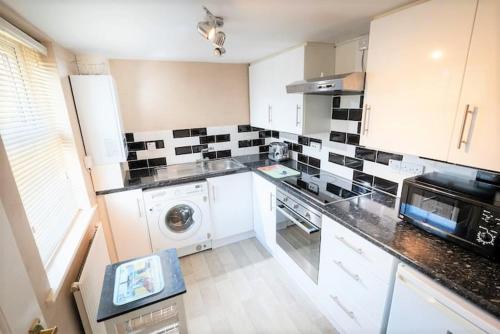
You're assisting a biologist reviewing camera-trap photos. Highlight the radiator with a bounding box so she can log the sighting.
[72,224,110,334]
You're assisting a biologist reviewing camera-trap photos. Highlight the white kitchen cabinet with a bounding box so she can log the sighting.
[447,0,500,171]
[361,0,477,160]
[387,263,499,333]
[249,43,334,135]
[252,173,276,253]
[318,215,397,333]
[103,189,152,261]
[207,172,254,242]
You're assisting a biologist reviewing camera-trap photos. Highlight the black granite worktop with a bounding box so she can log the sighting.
[96,154,500,318]
[97,249,186,322]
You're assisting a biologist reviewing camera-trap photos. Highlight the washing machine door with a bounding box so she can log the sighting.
[157,200,202,241]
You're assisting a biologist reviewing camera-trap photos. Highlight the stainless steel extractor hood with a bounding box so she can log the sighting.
[286,72,365,95]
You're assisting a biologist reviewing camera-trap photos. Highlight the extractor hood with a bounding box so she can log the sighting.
[286,72,365,95]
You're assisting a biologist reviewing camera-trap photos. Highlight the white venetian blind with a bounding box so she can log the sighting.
[0,34,80,265]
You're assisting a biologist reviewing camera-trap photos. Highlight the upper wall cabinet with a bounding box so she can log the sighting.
[360,0,478,161]
[249,43,334,135]
[447,0,500,172]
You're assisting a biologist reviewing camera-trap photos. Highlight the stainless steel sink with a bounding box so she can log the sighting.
[154,158,246,181]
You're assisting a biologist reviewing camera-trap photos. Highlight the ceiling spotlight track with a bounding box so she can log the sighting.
[197,6,226,56]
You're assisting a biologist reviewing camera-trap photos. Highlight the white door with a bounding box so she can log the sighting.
[249,61,272,129]
[208,172,253,240]
[447,0,500,172]
[361,0,477,160]
[252,173,276,253]
[104,189,152,260]
[271,46,305,134]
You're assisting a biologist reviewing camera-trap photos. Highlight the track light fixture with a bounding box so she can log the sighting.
[197,6,226,56]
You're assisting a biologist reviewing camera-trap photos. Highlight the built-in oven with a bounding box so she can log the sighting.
[275,189,322,283]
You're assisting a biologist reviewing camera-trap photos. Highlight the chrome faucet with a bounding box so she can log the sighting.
[197,147,214,166]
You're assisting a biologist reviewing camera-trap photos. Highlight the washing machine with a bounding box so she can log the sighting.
[143,181,213,257]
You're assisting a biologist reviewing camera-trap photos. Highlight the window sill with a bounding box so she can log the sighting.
[45,206,96,303]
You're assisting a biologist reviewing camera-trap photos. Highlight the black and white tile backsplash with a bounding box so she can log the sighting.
[125,125,276,178]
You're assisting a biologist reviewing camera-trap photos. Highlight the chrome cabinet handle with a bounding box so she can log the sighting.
[330,295,355,319]
[296,104,301,126]
[136,198,143,218]
[362,104,371,135]
[333,260,360,282]
[268,105,271,123]
[457,104,475,149]
[335,235,364,255]
[212,185,216,202]
[269,192,273,212]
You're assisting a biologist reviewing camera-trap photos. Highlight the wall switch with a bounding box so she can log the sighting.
[310,141,322,151]
[358,36,369,51]
[146,142,156,150]
[389,160,425,176]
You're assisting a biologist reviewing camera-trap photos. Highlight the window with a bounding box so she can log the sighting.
[0,33,84,266]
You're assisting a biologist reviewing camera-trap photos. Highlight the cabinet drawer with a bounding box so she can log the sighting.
[322,216,395,282]
[319,252,391,326]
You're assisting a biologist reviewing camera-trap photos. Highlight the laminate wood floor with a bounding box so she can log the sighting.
[179,237,337,334]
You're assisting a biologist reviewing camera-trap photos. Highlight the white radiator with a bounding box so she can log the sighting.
[72,224,111,334]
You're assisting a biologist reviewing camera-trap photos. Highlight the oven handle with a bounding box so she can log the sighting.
[276,205,319,234]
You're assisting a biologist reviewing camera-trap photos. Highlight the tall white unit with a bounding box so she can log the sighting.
[70,75,127,191]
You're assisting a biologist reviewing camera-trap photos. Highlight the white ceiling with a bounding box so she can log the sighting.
[4,0,413,63]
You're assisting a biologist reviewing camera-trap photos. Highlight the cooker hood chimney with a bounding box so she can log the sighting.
[286,72,365,95]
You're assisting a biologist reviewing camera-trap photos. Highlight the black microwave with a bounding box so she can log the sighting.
[399,172,500,261]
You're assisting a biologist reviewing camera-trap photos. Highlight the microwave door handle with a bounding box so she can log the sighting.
[276,205,319,234]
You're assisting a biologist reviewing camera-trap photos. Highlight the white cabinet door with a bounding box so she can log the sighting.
[448,0,500,171]
[104,189,152,261]
[252,173,276,253]
[387,264,498,333]
[208,172,253,240]
[249,60,272,129]
[361,0,477,160]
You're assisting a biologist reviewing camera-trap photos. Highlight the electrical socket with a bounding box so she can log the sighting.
[358,37,369,51]
[310,141,322,151]
[389,160,425,175]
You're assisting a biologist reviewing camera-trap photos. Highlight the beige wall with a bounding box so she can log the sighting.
[109,59,250,132]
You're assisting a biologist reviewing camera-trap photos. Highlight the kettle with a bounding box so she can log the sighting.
[268,142,290,162]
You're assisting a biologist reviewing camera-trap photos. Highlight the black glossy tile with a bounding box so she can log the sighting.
[348,109,363,121]
[373,177,399,195]
[216,150,231,158]
[259,145,269,153]
[127,152,137,161]
[296,162,309,172]
[298,136,310,146]
[271,131,280,139]
[129,168,152,178]
[155,140,165,149]
[346,133,360,145]
[332,96,341,108]
[252,139,265,146]
[238,125,252,132]
[259,130,271,138]
[344,157,364,171]
[125,133,134,142]
[199,135,215,144]
[203,151,216,160]
[359,95,364,108]
[148,157,167,167]
[308,157,321,168]
[284,141,292,149]
[330,131,347,144]
[298,153,308,164]
[190,128,207,136]
[173,129,191,138]
[353,170,374,187]
[357,122,362,134]
[215,134,231,142]
[292,143,303,153]
[310,138,322,146]
[128,159,148,169]
[328,152,345,165]
[376,151,404,165]
[127,141,146,151]
[238,140,252,148]
[192,144,208,153]
[251,126,264,131]
[355,147,377,162]
[332,108,348,120]
[175,146,192,155]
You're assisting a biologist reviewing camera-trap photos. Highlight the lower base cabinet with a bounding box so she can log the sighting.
[252,173,276,253]
[387,263,499,333]
[103,189,152,261]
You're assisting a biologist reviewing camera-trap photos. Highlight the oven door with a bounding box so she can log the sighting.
[275,201,321,283]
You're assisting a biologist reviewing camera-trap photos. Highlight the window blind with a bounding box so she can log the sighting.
[0,34,80,266]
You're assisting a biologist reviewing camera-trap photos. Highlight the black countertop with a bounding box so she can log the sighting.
[96,154,500,318]
[97,249,186,322]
